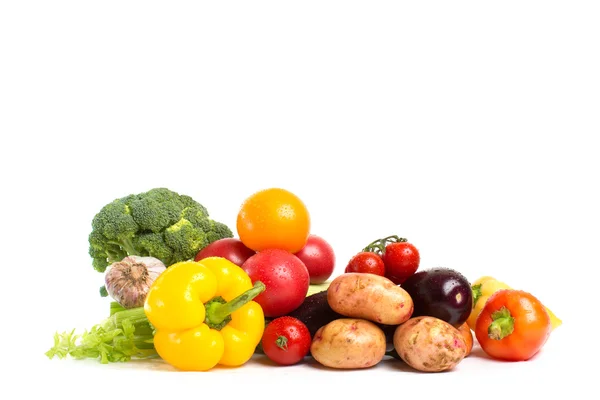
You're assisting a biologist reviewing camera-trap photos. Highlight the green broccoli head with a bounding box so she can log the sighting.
[88,188,233,274]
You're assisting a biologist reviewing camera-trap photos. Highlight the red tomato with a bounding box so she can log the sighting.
[194,238,256,267]
[241,248,310,317]
[345,252,385,276]
[383,242,420,285]
[262,316,312,366]
[293,234,336,284]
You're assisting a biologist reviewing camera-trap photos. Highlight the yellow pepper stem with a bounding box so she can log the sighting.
[488,306,515,340]
[471,283,483,306]
[204,281,266,330]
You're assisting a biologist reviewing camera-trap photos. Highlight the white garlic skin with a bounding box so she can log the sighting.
[104,256,166,308]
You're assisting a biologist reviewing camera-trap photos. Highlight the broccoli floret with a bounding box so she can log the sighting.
[91,200,137,245]
[140,187,181,203]
[88,230,127,272]
[180,206,209,227]
[179,195,208,215]
[133,232,174,264]
[129,197,174,233]
[164,218,208,262]
[183,208,233,244]
[89,200,137,269]
[135,188,187,225]
[88,188,233,275]
[208,221,233,242]
[183,213,234,245]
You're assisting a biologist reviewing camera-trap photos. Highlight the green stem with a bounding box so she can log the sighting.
[472,284,483,306]
[105,247,124,263]
[104,242,130,265]
[488,306,515,340]
[204,281,266,330]
[362,235,407,255]
[110,301,126,316]
[120,237,137,256]
[107,304,154,337]
[107,238,137,258]
[108,302,148,334]
[104,306,149,330]
[276,335,288,350]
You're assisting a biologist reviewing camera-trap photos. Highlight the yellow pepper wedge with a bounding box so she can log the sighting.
[467,276,562,331]
[144,257,265,371]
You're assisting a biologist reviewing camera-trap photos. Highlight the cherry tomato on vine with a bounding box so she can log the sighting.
[363,235,420,284]
[345,252,385,276]
[382,241,420,285]
[261,316,312,366]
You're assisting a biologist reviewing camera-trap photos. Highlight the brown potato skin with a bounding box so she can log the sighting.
[393,316,467,372]
[310,318,387,369]
[458,323,474,356]
[327,273,414,325]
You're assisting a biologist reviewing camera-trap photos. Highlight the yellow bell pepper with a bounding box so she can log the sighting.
[467,276,562,331]
[144,257,266,371]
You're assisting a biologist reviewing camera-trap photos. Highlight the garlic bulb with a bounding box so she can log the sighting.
[104,256,166,308]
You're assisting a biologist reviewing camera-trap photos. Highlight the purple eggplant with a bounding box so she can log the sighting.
[400,267,473,327]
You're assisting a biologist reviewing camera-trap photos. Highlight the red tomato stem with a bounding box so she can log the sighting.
[275,335,288,350]
[488,306,515,340]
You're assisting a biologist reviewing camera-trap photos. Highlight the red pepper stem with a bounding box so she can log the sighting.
[204,281,266,330]
[488,306,515,340]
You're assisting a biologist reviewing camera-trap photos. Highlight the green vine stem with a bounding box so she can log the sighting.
[362,235,408,255]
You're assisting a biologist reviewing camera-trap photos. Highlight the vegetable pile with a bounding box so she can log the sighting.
[46,186,562,372]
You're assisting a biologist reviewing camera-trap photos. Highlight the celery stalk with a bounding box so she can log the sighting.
[46,305,157,363]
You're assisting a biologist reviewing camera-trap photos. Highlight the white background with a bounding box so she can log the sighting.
[1,1,598,398]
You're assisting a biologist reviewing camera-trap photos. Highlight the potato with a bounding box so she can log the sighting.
[393,316,467,372]
[310,318,387,369]
[458,323,474,356]
[327,273,414,325]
